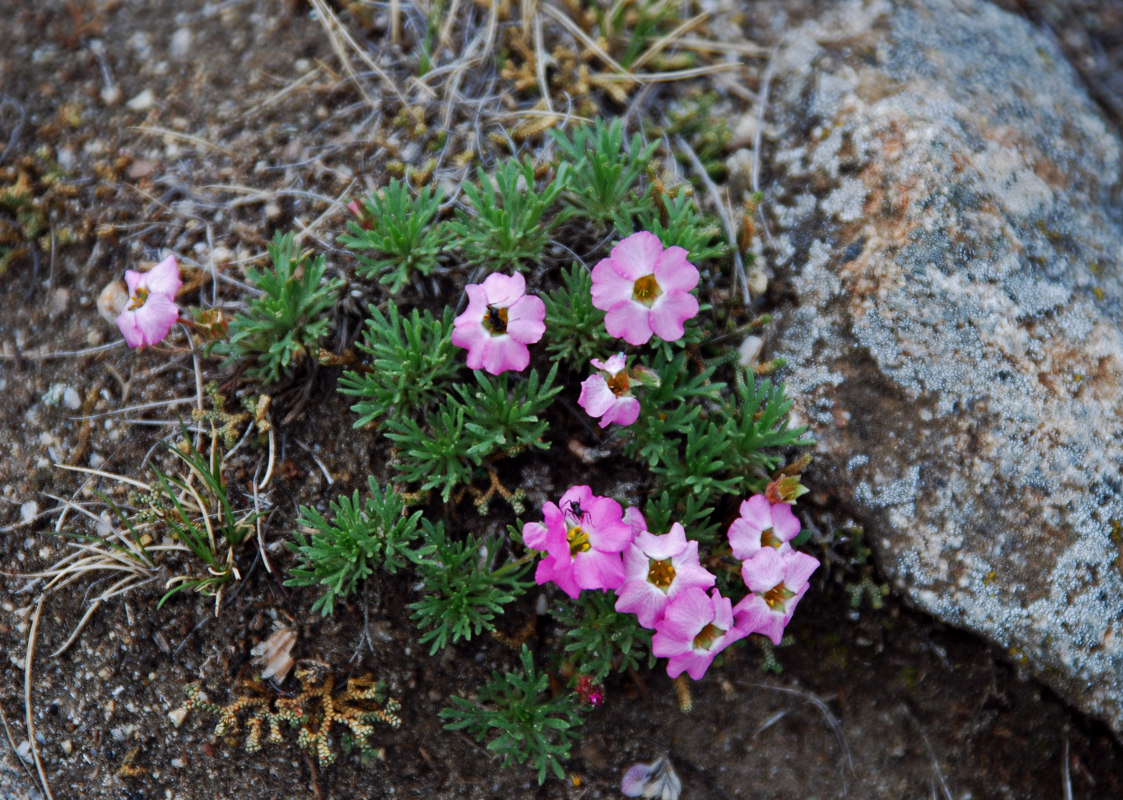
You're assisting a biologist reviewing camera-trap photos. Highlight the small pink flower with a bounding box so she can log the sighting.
[522,485,633,599]
[652,587,749,680]
[345,199,373,230]
[590,231,699,346]
[615,522,716,629]
[622,757,681,800]
[575,675,604,707]
[115,255,182,348]
[578,353,641,428]
[727,495,801,561]
[734,548,820,645]
[451,272,545,375]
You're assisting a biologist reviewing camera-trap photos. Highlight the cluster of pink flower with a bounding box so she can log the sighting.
[523,486,819,681]
[450,232,698,428]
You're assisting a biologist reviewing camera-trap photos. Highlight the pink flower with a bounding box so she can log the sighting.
[651,587,749,680]
[451,272,545,375]
[115,255,182,348]
[590,231,699,346]
[615,522,716,629]
[578,353,641,428]
[522,485,633,599]
[574,675,604,707]
[734,548,820,645]
[346,199,373,230]
[621,757,681,800]
[727,495,801,561]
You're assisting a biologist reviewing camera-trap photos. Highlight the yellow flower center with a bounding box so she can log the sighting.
[567,525,590,556]
[760,526,782,549]
[127,286,149,311]
[632,275,660,305]
[646,558,676,591]
[762,582,796,611]
[692,622,724,651]
[606,370,630,397]
[484,305,508,334]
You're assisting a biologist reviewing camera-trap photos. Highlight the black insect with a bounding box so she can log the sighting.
[486,305,506,332]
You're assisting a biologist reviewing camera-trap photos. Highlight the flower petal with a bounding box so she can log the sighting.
[480,335,530,375]
[615,581,668,629]
[536,555,581,599]
[481,271,526,306]
[115,309,146,348]
[130,293,179,347]
[653,246,698,293]
[578,375,616,418]
[143,255,183,297]
[604,301,654,345]
[609,231,662,280]
[600,395,640,428]
[522,520,549,551]
[573,549,625,591]
[505,295,546,343]
[739,495,774,532]
[635,524,687,561]
[591,258,636,311]
[740,547,785,592]
[770,502,802,543]
[648,291,698,343]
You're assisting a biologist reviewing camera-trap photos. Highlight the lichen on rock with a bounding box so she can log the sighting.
[762,0,1123,736]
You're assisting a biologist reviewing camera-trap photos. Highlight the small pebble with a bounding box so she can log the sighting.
[97,279,129,325]
[167,706,188,728]
[20,500,38,525]
[738,335,764,368]
[126,88,156,112]
[60,740,73,755]
[169,27,192,60]
[62,386,81,410]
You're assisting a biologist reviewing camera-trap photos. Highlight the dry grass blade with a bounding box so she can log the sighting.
[131,125,234,156]
[1062,732,1073,800]
[628,11,710,72]
[54,463,152,492]
[533,11,554,114]
[541,3,628,75]
[673,135,750,306]
[0,697,38,789]
[247,65,324,116]
[903,703,953,800]
[25,596,54,800]
[0,341,122,362]
[751,43,778,247]
[308,0,408,107]
[591,62,742,83]
[674,36,769,57]
[756,683,854,773]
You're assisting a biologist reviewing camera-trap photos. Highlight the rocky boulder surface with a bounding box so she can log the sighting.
[760,0,1123,735]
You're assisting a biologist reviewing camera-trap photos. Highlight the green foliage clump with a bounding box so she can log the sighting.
[285,477,434,616]
[215,231,343,383]
[626,190,731,263]
[553,590,654,682]
[337,304,460,427]
[339,180,450,293]
[541,263,615,369]
[440,646,585,783]
[130,429,257,607]
[622,349,810,546]
[384,366,559,502]
[550,118,657,229]
[449,157,571,270]
[409,527,530,654]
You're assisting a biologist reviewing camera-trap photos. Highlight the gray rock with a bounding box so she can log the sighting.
[761,0,1123,735]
